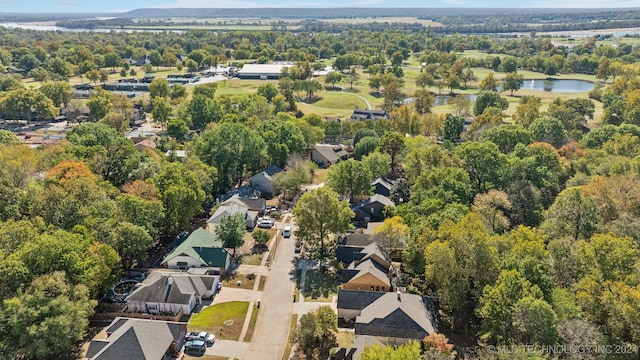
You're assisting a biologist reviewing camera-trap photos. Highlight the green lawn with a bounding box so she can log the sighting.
[188,301,249,341]
[302,269,340,302]
[282,314,298,360]
[244,306,260,341]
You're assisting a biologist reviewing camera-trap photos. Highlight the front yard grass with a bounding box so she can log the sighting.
[282,314,299,360]
[244,305,260,341]
[188,301,249,341]
[221,273,257,290]
[336,330,355,348]
[303,269,340,302]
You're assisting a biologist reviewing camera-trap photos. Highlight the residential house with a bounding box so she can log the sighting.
[311,144,349,167]
[371,177,394,197]
[125,271,219,316]
[250,165,284,195]
[165,150,188,160]
[161,228,230,275]
[337,290,437,345]
[350,108,389,121]
[340,242,393,292]
[351,194,395,225]
[84,317,186,360]
[221,185,262,201]
[336,233,374,265]
[134,139,157,151]
[207,196,260,231]
[341,259,391,292]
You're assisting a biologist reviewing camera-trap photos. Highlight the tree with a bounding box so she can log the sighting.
[193,122,267,189]
[293,306,337,359]
[472,189,512,233]
[373,216,409,251]
[104,52,121,72]
[503,72,524,96]
[360,341,423,360]
[192,82,218,98]
[362,151,391,178]
[383,80,404,112]
[479,72,499,92]
[293,187,353,258]
[109,222,153,269]
[152,162,206,231]
[149,50,162,71]
[162,50,178,68]
[513,96,542,128]
[541,187,597,241]
[390,178,410,204]
[529,117,568,148]
[442,113,465,142]
[0,129,21,146]
[354,136,380,160]
[188,94,220,130]
[327,159,372,199]
[353,128,378,147]
[413,89,434,115]
[378,131,405,169]
[325,71,342,89]
[513,297,560,347]
[481,124,533,154]
[252,230,270,251]
[148,78,170,99]
[344,68,360,90]
[216,213,246,256]
[167,119,189,141]
[455,141,506,198]
[39,81,72,107]
[0,88,57,120]
[87,87,113,121]
[152,97,173,129]
[1,272,96,359]
[478,269,546,344]
[473,91,508,116]
[416,72,435,89]
[257,83,278,102]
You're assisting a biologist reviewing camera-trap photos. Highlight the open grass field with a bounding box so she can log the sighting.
[188,301,250,341]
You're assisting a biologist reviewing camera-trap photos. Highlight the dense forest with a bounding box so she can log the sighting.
[0,18,639,359]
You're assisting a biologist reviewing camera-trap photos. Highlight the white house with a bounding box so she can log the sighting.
[161,228,230,275]
[207,197,260,232]
[125,272,220,316]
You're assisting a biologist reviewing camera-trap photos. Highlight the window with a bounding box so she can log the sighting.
[147,304,158,314]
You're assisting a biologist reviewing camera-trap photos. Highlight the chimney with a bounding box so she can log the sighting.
[397,290,401,301]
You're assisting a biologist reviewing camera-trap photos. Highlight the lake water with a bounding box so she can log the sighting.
[522,79,594,93]
[0,22,181,33]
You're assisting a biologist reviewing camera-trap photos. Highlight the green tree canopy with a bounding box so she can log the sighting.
[215,213,246,256]
[326,159,373,199]
[293,187,353,257]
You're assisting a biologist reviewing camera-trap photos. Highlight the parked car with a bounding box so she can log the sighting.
[257,217,274,229]
[185,331,215,345]
[184,339,206,355]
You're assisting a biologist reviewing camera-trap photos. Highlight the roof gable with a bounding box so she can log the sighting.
[125,272,218,304]
[355,292,437,338]
[163,228,224,266]
[337,289,386,310]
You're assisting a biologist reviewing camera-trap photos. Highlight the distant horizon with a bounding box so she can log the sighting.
[0,0,639,14]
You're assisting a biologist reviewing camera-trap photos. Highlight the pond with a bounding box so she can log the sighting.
[521,79,594,93]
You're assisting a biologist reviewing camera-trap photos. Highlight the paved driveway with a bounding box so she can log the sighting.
[212,287,257,304]
[204,340,249,358]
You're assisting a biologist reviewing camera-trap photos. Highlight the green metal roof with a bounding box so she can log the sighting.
[163,228,228,267]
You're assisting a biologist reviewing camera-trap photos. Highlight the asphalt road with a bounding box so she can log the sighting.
[243,221,297,360]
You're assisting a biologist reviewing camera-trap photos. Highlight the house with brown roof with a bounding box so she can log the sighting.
[340,242,392,292]
[84,317,186,360]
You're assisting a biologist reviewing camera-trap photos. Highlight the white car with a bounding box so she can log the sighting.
[257,217,274,228]
[185,331,215,345]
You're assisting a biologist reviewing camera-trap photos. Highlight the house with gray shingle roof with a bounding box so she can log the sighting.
[337,290,437,346]
[84,317,186,360]
[250,165,284,195]
[311,144,349,167]
[207,195,260,231]
[351,194,395,226]
[125,271,219,316]
[161,229,230,274]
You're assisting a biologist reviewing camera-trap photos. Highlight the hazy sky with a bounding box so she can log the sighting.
[1,0,638,13]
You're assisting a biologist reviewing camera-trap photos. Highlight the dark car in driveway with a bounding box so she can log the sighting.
[184,339,206,355]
